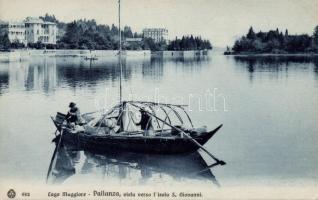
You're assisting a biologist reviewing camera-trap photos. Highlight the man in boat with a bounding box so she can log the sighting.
[135,109,154,136]
[65,102,84,128]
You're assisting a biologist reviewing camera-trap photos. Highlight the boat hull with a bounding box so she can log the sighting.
[59,125,222,154]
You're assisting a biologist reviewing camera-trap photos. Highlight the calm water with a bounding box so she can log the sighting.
[0,52,317,187]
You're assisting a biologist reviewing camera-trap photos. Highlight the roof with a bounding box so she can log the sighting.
[43,21,56,25]
[24,17,56,25]
[143,28,168,32]
[0,20,24,25]
[0,17,56,26]
[24,17,44,24]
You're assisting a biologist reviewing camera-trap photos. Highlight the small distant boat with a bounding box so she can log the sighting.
[223,51,232,55]
[51,101,223,154]
[84,55,98,60]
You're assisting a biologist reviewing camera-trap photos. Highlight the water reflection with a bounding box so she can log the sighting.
[0,58,58,94]
[234,55,318,65]
[141,57,163,80]
[47,143,219,186]
[56,57,132,87]
[1,53,318,185]
[0,55,211,95]
[233,55,318,82]
[0,64,9,93]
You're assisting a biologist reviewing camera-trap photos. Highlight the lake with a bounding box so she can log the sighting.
[0,52,317,187]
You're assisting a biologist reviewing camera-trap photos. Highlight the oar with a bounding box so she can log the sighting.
[46,143,58,183]
[191,162,220,175]
[82,109,105,116]
[129,103,226,166]
[82,103,121,116]
[46,128,64,183]
[190,164,221,187]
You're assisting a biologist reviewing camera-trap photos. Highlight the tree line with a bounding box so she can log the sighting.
[229,26,318,54]
[167,36,212,51]
[0,14,212,51]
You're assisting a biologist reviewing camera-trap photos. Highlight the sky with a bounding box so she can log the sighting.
[0,0,317,47]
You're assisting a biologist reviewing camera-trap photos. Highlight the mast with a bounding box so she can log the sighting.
[118,0,122,103]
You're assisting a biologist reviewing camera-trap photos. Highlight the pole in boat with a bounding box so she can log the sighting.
[129,103,226,166]
[118,0,122,103]
[46,128,64,183]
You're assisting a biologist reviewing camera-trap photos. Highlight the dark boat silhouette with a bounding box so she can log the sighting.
[47,143,220,186]
[51,101,223,154]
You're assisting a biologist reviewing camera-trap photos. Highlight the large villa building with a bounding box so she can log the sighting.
[142,28,168,43]
[25,17,57,45]
[0,17,57,46]
[0,21,27,46]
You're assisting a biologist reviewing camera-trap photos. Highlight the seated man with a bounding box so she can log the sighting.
[135,109,154,136]
[65,102,85,129]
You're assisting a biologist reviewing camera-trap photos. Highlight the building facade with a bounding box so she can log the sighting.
[142,28,168,43]
[0,21,27,46]
[24,17,57,45]
[0,17,57,47]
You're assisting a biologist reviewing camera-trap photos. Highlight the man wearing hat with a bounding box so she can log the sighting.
[65,102,83,126]
[135,108,154,136]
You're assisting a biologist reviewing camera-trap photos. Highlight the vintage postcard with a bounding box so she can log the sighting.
[0,0,317,199]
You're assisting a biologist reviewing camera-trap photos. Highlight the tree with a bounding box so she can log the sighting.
[58,19,124,50]
[45,15,213,51]
[111,24,119,35]
[231,27,315,53]
[142,38,157,51]
[123,26,133,38]
[167,36,212,51]
[40,13,58,23]
[285,29,289,37]
[312,25,318,50]
[0,33,10,50]
[247,26,256,40]
[252,39,265,52]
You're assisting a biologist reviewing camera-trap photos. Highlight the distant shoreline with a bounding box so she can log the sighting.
[0,49,210,61]
[0,49,210,52]
[223,52,318,56]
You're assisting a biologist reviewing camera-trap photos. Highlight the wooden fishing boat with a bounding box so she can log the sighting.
[51,101,223,154]
[50,0,225,169]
